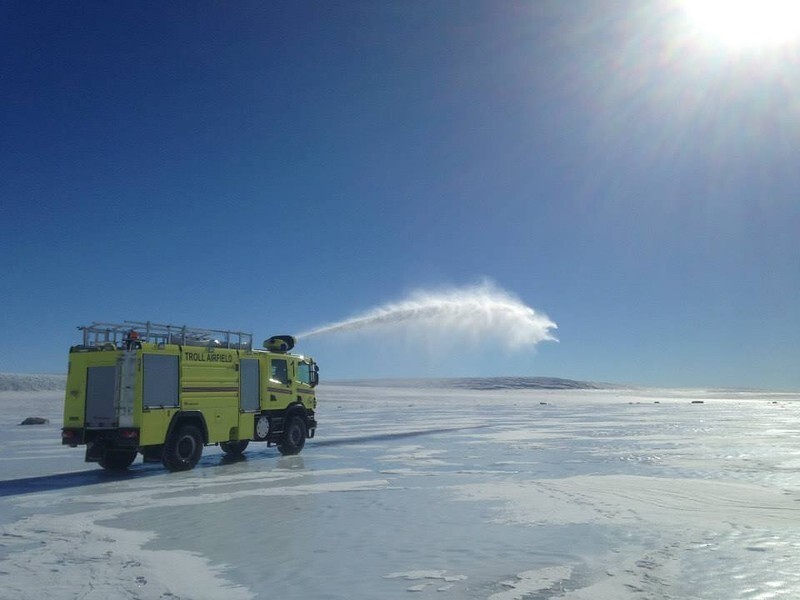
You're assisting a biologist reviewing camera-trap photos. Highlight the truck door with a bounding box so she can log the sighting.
[267,358,293,405]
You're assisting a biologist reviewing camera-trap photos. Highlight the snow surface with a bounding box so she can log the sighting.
[2,381,800,599]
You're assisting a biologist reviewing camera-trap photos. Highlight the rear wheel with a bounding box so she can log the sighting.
[278,414,307,456]
[99,449,137,470]
[162,424,203,472]
[220,440,249,455]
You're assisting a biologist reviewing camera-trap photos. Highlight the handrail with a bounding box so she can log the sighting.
[77,321,253,350]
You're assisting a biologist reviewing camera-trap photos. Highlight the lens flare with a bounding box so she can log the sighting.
[681,0,800,48]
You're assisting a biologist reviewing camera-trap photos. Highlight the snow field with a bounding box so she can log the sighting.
[1,383,800,599]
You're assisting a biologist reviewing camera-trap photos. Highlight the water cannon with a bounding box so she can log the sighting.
[264,335,295,353]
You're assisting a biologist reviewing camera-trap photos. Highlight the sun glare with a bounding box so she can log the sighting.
[681,0,800,48]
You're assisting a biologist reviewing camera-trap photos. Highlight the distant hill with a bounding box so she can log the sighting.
[0,373,67,391]
[332,376,618,390]
[0,373,618,393]
[440,376,618,390]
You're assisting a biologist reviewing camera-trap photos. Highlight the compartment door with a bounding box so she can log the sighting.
[239,359,260,412]
[143,354,179,408]
[140,354,179,446]
[85,366,118,428]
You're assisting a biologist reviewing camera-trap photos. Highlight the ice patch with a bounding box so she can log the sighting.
[384,570,468,593]
[489,566,573,599]
[454,475,800,528]
[0,512,253,600]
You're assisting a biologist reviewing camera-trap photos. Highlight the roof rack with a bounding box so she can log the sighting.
[77,321,253,350]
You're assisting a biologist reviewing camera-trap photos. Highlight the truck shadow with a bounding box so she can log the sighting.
[0,425,494,498]
[0,450,282,498]
[312,423,495,447]
[0,466,164,498]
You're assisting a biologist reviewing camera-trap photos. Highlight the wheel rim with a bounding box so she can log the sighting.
[177,434,196,461]
[256,416,269,438]
[288,421,302,445]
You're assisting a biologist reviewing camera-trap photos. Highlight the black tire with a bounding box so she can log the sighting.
[278,414,307,456]
[99,449,137,470]
[220,440,249,455]
[162,424,204,472]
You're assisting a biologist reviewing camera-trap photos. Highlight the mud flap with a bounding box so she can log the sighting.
[141,445,164,463]
[85,441,107,463]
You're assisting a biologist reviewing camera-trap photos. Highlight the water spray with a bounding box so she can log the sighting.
[296,282,557,351]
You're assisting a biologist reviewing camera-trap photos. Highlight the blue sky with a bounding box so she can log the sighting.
[1,1,798,389]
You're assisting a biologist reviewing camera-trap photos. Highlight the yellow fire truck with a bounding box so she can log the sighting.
[62,321,318,472]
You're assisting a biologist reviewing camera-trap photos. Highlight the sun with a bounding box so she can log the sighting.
[681,0,800,48]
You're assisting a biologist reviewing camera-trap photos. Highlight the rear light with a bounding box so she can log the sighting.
[62,429,76,440]
[119,429,139,440]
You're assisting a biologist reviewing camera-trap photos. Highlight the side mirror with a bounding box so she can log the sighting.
[310,364,320,387]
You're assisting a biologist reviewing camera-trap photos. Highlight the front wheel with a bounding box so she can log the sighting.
[162,424,203,472]
[278,414,307,456]
[220,440,249,455]
[99,449,137,470]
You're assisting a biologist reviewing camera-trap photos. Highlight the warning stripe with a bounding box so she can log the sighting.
[182,386,239,393]
[267,386,292,395]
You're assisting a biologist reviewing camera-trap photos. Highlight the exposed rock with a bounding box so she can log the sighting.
[19,417,50,425]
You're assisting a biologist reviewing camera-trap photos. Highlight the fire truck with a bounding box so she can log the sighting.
[61,321,319,472]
